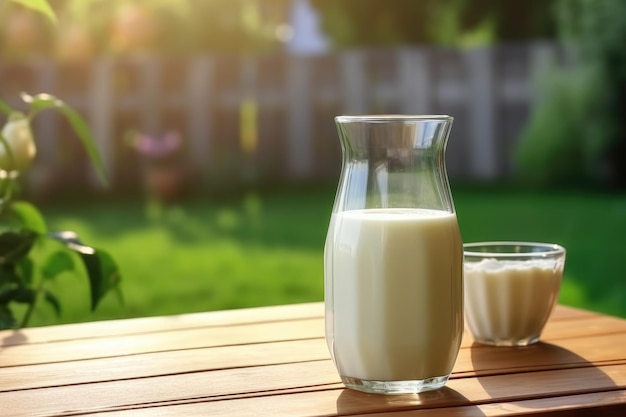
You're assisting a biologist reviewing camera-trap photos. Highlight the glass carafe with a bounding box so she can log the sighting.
[324,115,463,395]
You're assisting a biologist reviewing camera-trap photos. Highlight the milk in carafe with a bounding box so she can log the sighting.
[325,208,463,381]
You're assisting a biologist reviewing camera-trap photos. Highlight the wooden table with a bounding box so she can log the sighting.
[1,302,626,416]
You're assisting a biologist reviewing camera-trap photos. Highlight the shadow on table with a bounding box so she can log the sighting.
[1,330,28,347]
[335,385,486,416]
[470,341,618,412]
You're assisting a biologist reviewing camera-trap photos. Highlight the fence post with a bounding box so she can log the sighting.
[88,59,115,186]
[185,57,213,171]
[13,44,561,187]
[33,63,59,164]
[139,57,161,134]
[340,50,367,114]
[397,48,431,114]
[465,48,497,179]
[529,42,558,106]
[286,56,313,178]
[25,63,60,195]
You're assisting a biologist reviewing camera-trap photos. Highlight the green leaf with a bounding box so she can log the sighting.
[49,232,121,310]
[0,132,16,172]
[0,99,13,116]
[42,250,74,279]
[58,105,109,186]
[21,93,109,186]
[49,230,81,245]
[0,230,37,265]
[78,249,121,310]
[0,285,36,304]
[13,287,36,304]
[21,93,63,113]
[10,0,57,24]
[0,286,18,303]
[10,201,48,234]
[44,289,61,317]
[0,264,20,285]
[113,285,125,306]
[18,256,34,285]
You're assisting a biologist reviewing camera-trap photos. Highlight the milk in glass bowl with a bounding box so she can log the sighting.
[463,242,566,347]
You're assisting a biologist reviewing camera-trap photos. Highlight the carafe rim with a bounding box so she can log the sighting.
[335,114,453,123]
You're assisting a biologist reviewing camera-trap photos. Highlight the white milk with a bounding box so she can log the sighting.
[464,259,563,345]
[324,208,463,382]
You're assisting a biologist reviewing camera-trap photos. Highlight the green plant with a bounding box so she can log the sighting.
[23,184,625,327]
[310,0,556,48]
[0,93,122,329]
[515,64,607,185]
[0,0,121,331]
[516,0,626,187]
[9,0,56,22]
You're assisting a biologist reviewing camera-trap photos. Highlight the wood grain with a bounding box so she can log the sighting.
[2,306,624,369]
[1,303,625,417]
[3,330,626,393]
[0,302,325,347]
[9,364,620,417]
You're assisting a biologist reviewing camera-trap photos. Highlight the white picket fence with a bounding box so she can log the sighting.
[0,42,568,192]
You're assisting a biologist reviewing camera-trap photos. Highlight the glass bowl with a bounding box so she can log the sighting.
[464,242,566,346]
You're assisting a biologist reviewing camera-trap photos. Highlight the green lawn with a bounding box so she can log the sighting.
[21,183,626,327]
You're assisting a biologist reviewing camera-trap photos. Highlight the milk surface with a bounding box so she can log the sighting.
[324,208,463,381]
[464,259,563,345]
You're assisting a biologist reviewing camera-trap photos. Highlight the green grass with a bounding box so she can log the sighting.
[454,184,626,319]
[20,183,626,327]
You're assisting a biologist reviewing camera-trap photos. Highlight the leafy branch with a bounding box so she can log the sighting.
[0,0,121,329]
[0,93,122,330]
[20,92,109,186]
[8,0,57,23]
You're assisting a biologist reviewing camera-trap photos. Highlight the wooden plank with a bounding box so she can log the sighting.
[0,303,603,349]
[0,302,324,347]
[0,318,325,367]
[549,304,603,320]
[346,390,626,416]
[1,360,341,416]
[549,312,626,336]
[0,302,608,350]
[83,391,626,417]
[456,331,626,377]
[3,327,626,394]
[1,308,624,370]
[7,364,622,417]
[0,303,624,416]
[462,314,626,348]
[0,338,330,392]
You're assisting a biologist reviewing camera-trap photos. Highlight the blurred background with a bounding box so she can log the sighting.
[1,0,624,325]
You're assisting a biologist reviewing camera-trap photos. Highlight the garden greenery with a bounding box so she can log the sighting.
[0,94,122,330]
[516,0,626,187]
[0,0,121,329]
